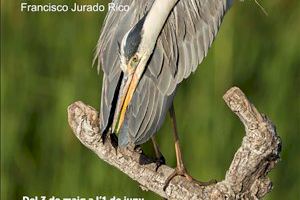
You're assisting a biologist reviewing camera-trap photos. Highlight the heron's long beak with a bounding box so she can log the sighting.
[113,67,139,133]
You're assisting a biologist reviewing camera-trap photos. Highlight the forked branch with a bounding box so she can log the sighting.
[67,87,281,199]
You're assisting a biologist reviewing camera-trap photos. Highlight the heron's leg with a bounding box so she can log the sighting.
[166,103,192,181]
[151,136,166,171]
[163,103,216,191]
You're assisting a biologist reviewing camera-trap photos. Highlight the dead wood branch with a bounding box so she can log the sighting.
[67,86,281,200]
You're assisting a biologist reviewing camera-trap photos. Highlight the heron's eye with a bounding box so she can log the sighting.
[130,54,139,67]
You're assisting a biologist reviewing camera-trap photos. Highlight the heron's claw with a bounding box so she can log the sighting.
[193,178,217,186]
[163,166,217,191]
[155,155,166,171]
[163,166,191,191]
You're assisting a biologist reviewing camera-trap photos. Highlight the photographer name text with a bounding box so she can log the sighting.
[20,2,129,12]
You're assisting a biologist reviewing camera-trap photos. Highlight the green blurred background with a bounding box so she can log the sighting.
[1,0,300,199]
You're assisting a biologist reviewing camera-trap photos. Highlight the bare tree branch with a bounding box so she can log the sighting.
[67,86,281,200]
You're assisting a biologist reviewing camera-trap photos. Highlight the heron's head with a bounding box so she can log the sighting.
[113,15,154,133]
[119,15,152,77]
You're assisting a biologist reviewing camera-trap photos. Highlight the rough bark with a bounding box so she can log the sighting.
[67,86,281,200]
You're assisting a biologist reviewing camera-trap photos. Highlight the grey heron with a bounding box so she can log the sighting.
[94,0,233,187]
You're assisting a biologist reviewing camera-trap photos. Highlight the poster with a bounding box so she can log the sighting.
[2,0,299,199]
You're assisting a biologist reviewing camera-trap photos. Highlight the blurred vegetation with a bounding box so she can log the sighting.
[1,0,300,199]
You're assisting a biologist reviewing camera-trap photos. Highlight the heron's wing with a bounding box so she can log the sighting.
[95,0,154,132]
[152,0,233,89]
[120,0,232,145]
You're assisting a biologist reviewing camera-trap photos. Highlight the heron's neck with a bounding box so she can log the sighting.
[140,0,179,53]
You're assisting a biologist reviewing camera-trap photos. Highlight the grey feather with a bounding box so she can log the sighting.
[95,0,232,144]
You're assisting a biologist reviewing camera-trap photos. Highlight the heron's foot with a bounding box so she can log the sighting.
[163,166,217,191]
[163,166,192,191]
[193,178,217,186]
[155,154,166,171]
